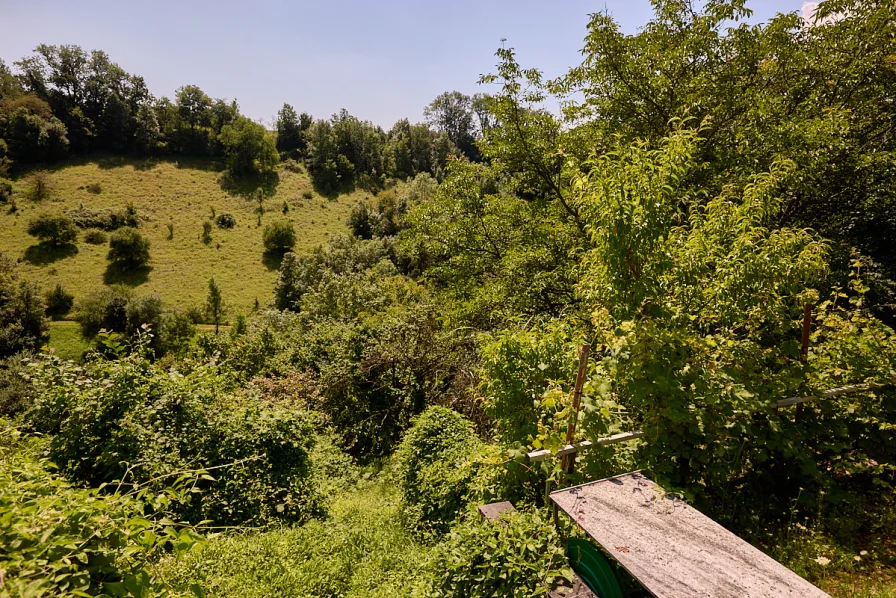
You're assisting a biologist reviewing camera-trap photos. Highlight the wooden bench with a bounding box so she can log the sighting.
[550,472,831,598]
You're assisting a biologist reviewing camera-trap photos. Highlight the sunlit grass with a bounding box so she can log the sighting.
[1,155,364,313]
[46,320,89,361]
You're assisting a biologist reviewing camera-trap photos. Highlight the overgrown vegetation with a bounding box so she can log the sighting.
[1,1,895,597]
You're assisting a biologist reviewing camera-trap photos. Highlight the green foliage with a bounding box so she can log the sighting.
[430,509,571,598]
[27,212,78,246]
[26,348,323,526]
[0,353,34,416]
[393,406,482,536]
[262,219,296,254]
[45,282,74,319]
[0,176,13,203]
[201,220,212,243]
[158,482,434,598]
[83,228,107,244]
[215,212,236,228]
[275,103,307,156]
[28,170,55,201]
[0,418,205,598]
[204,278,226,334]
[0,252,48,359]
[108,226,150,267]
[218,116,279,177]
[69,202,140,230]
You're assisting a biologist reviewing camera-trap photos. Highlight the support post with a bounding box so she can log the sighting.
[561,344,590,474]
[798,304,812,416]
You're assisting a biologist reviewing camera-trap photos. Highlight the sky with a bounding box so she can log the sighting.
[0,0,810,128]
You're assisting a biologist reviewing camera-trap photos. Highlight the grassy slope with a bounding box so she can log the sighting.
[0,155,362,315]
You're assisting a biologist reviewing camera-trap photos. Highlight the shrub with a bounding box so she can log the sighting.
[262,219,296,254]
[281,158,303,173]
[108,227,150,267]
[202,220,213,243]
[0,354,34,416]
[431,510,571,598]
[83,228,107,244]
[0,177,13,204]
[348,202,374,239]
[69,204,140,231]
[27,351,323,526]
[167,222,174,239]
[45,283,74,319]
[393,406,481,536]
[0,419,204,597]
[28,170,54,201]
[302,190,313,199]
[86,182,102,194]
[26,212,78,246]
[0,253,49,358]
[215,213,237,229]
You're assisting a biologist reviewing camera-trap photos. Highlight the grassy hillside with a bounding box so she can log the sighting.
[0,155,362,315]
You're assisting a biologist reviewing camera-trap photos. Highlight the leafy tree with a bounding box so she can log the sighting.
[107,227,150,268]
[44,283,74,319]
[275,103,305,155]
[262,219,296,254]
[205,277,226,334]
[218,116,279,177]
[425,91,477,159]
[26,212,78,246]
[0,252,48,357]
[175,84,211,130]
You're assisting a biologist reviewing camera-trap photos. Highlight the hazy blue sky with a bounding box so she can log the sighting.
[0,0,809,127]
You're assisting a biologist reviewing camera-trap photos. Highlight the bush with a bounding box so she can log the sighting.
[108,227,150,267]
[45,283,74,319]
[393,406,481,536]
[0,354,34,416]
[27,351,323,526]
[0,253,48,359]
[69,204,140,231]
[28,170,54,201]
[302,190,313,199]
[216,213,237,229]
[202,220,213,243]
[0,419,204,597]
[83,228,107,244]
[431,510,571,598]
[86,182,102,194]
[26,212,78,246]
[0,177,13,204]
[262,219,296,254]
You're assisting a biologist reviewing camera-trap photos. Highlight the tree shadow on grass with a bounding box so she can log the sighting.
[103,262,152,286]
[219,171,280,199]
[262,250,285,272]
[23,243,78,266]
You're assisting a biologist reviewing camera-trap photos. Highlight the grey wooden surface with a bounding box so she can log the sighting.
[551,472,831,598]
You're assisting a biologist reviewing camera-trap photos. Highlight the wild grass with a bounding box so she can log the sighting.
[46,320,89,361]
[0,155,361,313]
[157,480,434,598]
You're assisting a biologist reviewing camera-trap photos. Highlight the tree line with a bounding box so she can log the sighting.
[0,44,490,192]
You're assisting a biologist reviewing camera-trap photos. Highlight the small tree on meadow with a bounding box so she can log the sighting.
[205,278,226,334]
[107,227,150,268]
[263,220,296,254]
[27,213,78,246]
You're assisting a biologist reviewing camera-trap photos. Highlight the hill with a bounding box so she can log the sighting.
[0,155,363,315]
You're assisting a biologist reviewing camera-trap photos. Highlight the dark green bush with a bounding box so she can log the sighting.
[215,213,237,229]
[83,228,107,244]
[27,212,78,246]
[108,227,150,267]
[0,354,34,416]
[393,406,481,536]
[0,177,13,204]
[0,252,48,359]
[431,510,571,598]
[86,182,102,194]
[45,282,74,319]
[202,220,213,243]
[27,350,323,526]
[302,190,313,199]
[262,219,296,254]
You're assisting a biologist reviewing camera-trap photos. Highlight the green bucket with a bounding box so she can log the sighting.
[566,538,626,598]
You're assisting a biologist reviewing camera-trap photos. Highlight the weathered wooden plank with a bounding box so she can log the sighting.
[477,501,516,522]
[527,432,642,462]
[551,472,831,598]
[775,384,870,407]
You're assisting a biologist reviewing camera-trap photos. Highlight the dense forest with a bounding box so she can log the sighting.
[2,0,896,596]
